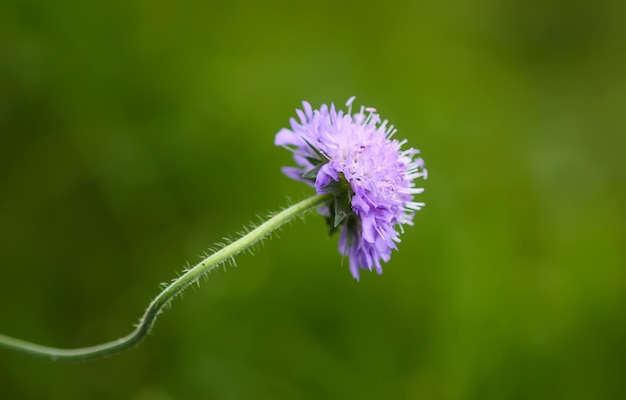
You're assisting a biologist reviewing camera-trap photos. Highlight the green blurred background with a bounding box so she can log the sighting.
[1,0,625,398]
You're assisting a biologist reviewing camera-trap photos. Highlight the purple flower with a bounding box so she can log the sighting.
[275,97,427,280]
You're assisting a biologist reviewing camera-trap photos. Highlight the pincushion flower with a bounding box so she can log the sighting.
[0,96,428,362]
[275,97,427,280]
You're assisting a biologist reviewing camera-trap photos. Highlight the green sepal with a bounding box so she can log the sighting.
[321,179,346,193]
[302,164,324,180]
[326,192,353,235]
[302,137,329,162]
[333,193,352,228]
[304,156,324,166]
[326,202,340,235]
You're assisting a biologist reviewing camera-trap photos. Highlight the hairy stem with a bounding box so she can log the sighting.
[0,193,332,362]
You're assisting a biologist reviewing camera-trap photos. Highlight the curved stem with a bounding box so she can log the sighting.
[0,193,332,362]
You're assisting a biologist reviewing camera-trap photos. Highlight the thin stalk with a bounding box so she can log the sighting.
[0,193,332,362]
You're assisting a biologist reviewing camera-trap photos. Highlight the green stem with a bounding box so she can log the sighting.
[0,193,332,362]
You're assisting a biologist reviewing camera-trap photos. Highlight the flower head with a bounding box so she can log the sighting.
[275,97,427,280]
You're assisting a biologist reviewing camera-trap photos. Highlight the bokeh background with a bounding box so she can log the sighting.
[1,0,625,398]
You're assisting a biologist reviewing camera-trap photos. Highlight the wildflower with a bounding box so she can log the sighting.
[275,97,427,280]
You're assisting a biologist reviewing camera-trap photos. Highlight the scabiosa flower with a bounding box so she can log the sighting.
[275,97,427,280]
